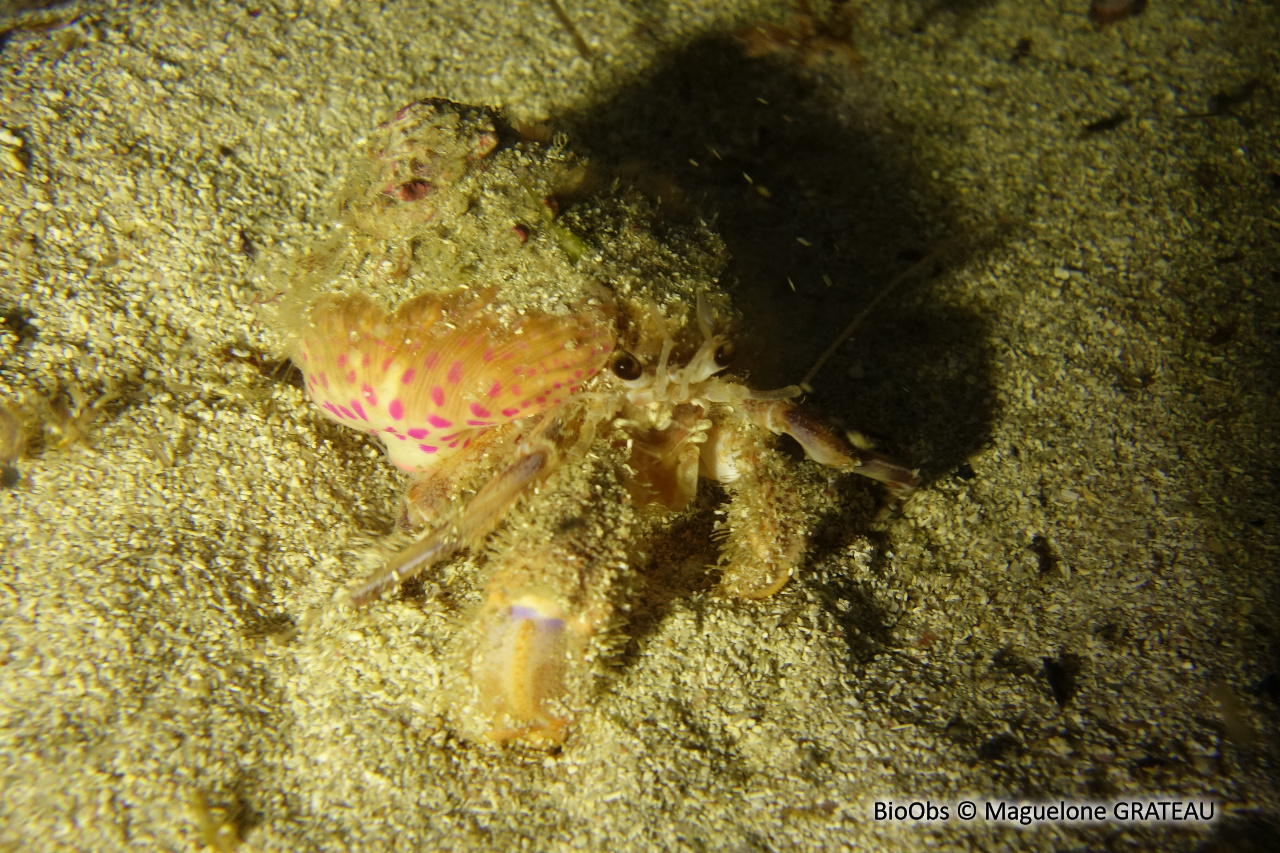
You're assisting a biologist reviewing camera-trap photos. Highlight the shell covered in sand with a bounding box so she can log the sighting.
[262,98,731,473]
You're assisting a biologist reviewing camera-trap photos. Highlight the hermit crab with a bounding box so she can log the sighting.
[266,99,917,745]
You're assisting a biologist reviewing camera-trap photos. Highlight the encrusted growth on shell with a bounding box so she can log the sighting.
[337,99,503,237]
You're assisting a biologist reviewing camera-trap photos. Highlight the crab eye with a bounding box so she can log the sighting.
[610,352,642,381]
[713,341,736,368]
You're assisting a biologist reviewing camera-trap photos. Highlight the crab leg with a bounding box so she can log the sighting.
[700,426,809,599]
[691,392,920,599]
[341,431,561,607]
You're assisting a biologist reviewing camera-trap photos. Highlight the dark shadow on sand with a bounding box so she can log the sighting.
[560,35,999,662]
[563,34,996,483]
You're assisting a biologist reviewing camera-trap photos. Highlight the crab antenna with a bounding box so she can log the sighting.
[798,239,953,392]
[695,292,715,342]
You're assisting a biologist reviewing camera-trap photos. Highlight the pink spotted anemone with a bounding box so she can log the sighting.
[296,288,615,471]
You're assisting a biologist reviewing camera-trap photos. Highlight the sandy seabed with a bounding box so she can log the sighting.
[1,0,1277,850]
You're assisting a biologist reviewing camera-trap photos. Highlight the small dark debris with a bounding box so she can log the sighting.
[1010,37,1032,63]
[1095,620,1123,644]
[394,179,433,202]
[1254,673,1280,703]
[217,345,303,388]
[1043,652,1083,708]
[1116,361,1155,392]
[977,732,1021,762]
[1205,319,1239,346]
[1205,79,1261,117]
[780,800,838,821]
[1031,534,1057,575]
[1097,719,1127,740]
[1210,679,1260,749]
[944,715,976,744]
[1191,161,1225,193]
[1,308,37,344]
[1088,0,1147,27]
[992,646,1036,676]
[953,462,976,481]
[393,574,428,603]
[735,0,860,71]
[235,228,256,258]
[1214,250,1244,265]
[1082,109,1129,136]
[555,515,587,534]
[1182,79,1263,120]
[1085,765,1119,797]
[1,463,19,489]
[1268,172,1280,192]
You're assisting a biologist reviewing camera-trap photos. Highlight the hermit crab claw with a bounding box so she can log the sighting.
[843,447,922,497]
[743,398,920,496]
[471,591,575,746]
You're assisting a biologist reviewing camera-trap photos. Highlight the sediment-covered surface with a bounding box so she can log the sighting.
[1,1,1276,849]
